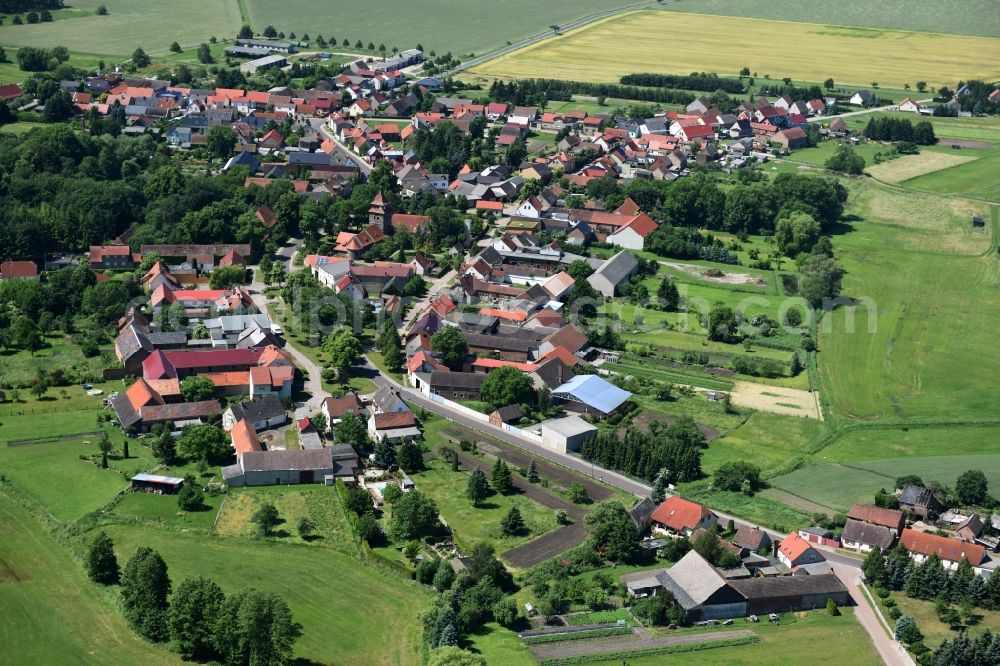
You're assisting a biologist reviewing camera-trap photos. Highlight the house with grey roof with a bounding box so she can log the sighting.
[587,250,639,298]
[222,394,287,432]
[222,445,358,487]
[841,519,895,552]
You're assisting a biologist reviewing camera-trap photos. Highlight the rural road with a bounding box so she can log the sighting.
[313,119,373,175]
[808,98,934,123]
[832,563,915,666]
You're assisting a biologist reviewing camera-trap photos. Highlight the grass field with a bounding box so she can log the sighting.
[877,591,1000,649]
[100,523,429,665]
[0,0,242,55]
[820,425,1000,461]
[0,494,177,665]
[700,412,825,477]
[409,457,560,555]
[661,0,1000,38]
[0,437,134,522]
[246,0,645,56]
[213,485,353,547]
[817,179,1000,422]
[111,489,224,531]
[470,10,1000,89]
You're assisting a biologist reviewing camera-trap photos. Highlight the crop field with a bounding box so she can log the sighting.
[768,464,891,512]
[0,495,178,665]
[817,179,1000,422]
[820,425,1000,461]
[246,0,645,56]
[865,151,978,183]
[699,412,824,477]
[0,0,242,55]
[101,523,429,666]
[470,11,1000,88]
[662,0,1000,38]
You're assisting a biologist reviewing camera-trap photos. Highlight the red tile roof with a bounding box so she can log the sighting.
[471,358,539,372]
[651,497,713,532]
[847,503,905,530]
[230,419,262,458]
[778,533,815,563]
[0,260,38,278]
[900,528,986,565]
[480,308,527,322]
[373,411,416,429]
[391,214,432,233]
[323,392,363,419]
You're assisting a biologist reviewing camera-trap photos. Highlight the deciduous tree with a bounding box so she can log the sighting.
[86,531,119,584]
[168,576,225,661]
[120,547,171,641]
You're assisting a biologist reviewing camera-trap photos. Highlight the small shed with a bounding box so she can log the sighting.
[131,473,184,495]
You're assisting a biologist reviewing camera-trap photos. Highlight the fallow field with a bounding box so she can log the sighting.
[468,10,1000,89]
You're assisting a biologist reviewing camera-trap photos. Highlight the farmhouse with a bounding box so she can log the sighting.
[368,410,421,443]
[777,533,825,568]
[321,392,364,426]
[899,484,938,520]
[650,497,717,536]
[841,520,895,552]
[772,127,809,150]
[899,528,988,573]
[847,503,905,534]
[222,394,287,432]
[223,446,359,487]
[733,525,772,553]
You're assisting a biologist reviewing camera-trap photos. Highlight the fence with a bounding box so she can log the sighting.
[502,422,543,445]
[426,392,490,423]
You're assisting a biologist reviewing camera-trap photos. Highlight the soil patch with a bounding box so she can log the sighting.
[661,261,766,286]
[529,628,754,660]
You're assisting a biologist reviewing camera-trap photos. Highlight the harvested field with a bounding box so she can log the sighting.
[866,151,977,183]
[728,381,822,420]
[504,523,589,568]
[470,10,1000,88]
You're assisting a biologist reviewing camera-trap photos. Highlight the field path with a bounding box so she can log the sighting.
[728,381,822,420]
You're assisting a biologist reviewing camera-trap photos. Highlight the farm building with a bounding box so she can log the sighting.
[733,525,771,553]
[368,410,422,443]
[538,415,597,454]
[899,484,938,520]
[222,445,358,487]
[222,394,287,432]
[551,374,632,417]
[131,473,184,494]
[586,250,639,298]
[841,519,895,552]
[622,551,848,621]
[240,54,288,75]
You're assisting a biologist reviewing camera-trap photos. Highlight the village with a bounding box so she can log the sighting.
[2,20,1000,666]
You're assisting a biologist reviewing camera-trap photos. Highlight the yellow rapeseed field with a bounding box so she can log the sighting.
[470,10,1000,89]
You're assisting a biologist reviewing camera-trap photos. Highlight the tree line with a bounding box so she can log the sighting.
[579,418,705,483]
[2,0,63,12]
[86,533,301,663]
[863,117,937,144]
[619,72,745,94]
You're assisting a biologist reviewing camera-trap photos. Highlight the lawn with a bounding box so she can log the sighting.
[817,181,1000,422]
[469,10,1000,88]
[100,523,430,666]
[577,609,880,665]
[0,494,178,665]
[0,334,115,393]
[877,591,1000,649]
[213,485,354,548]
[110,488,223,531]
[680,481,811,532]
[409,457,561,555]
[245,0,646,56]
[0,0,242,55]
[464,621,534,666]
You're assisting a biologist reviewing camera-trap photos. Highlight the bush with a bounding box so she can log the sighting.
[888,607,902,620]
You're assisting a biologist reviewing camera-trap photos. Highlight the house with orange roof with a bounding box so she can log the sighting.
[608,212,658,251]
[899,528,988,573]
[471,358,539,373]
[777,532,825,568]
[650,497,717,536]
[230,418,263,460]
[0,260,39,281]
[334,223,386,259]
